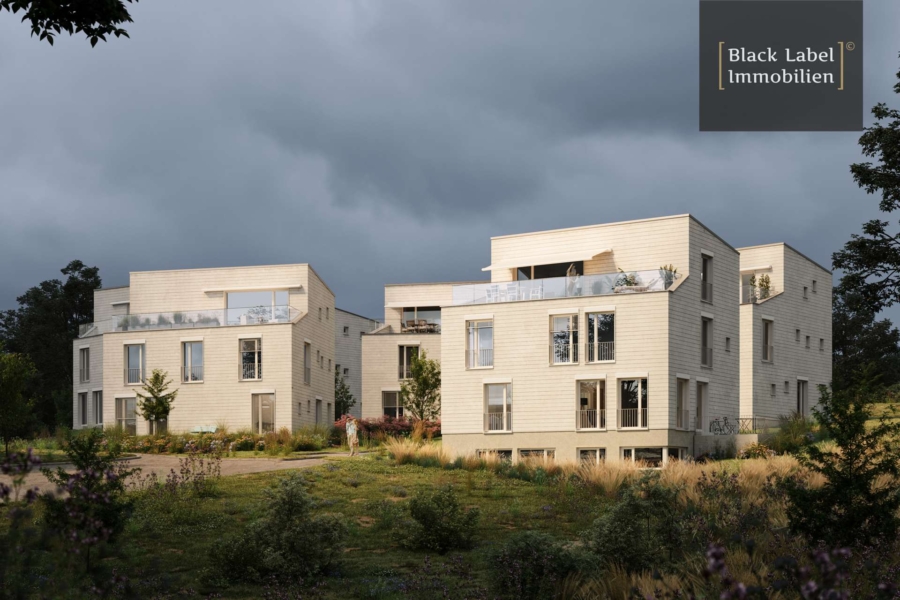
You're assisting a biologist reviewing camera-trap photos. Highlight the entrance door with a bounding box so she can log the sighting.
[252,393,275,434]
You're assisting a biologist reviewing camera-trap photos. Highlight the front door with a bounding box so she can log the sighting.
[252,393,275,434]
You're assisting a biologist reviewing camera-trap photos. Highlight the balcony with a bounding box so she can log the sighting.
[182,366,204,382]
[125,368,143,385]
[484,411,512,432]
[398,365,412,380]
[550,341,579,364]
[619,408,648,429]
[467,348,494,369]
[400,320,441,333]
[586,341,615,362]
[451,269,679,306]
[78,306,301,337]
[241,363,261,381]
[576,409,607,430]
[741,285,775,304]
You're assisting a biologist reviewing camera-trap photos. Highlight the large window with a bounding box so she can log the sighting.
[93,391,103,425]
[517,261,584,280]
[251,393,275,434]
[519,449,555,460]
[579,448,606,465]
[382,391,403,418]
[125,344,144,384]
[401,307,441,333]
[676,378,689,430]
[398,345,418,379]
[466,320,493,368]
[226,290,289,325]
[182,341,203,382]
[116,397,136,435]
[484,383,512,432]
[240,338,262,380]
[79,348,90,383]
[762,319,774,362]
[577,380,606,429]
[550,314,578,364]
[586,312,614,362]
[79,392,88,426]
[701,317,713,367]
[701,254,713,302]
[619,378,648,429]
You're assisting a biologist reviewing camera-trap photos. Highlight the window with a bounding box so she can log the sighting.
[240,339,262,380]
[336,363,341,372]
[303,342,311,384]
[398,345,418,379]
[315,398,322,424]
[577,380,607,429]
[784,381,790,394]
[115,397,136,435]
[343,368,349,375]
[252,393,275,433]
[623,447,664,468]
[696,382,708,431]
[701,317,713,367]
[477,449,512,461]
[401,307,441,333]
[812,280,817,293]
[466,320,494,368]
[326,308,330,320]
[79,392,88,426]
[328,359,332,371]
[182,341,203,382]
[586,312,615,362]
[516,261,584,281]
[725,337,731,352]
[343,326,350,336]
[803,286,808,299]
[484,383,512,432]
[382,391,403,418]
[762,319,774,362]
[226,290,289,325]
[619,378,648,428]
[550,314,578,364]
[797,380,808,416]
[579,448,606,465]
[701,254,713,302]
[149,416,167,435]
[79,348,90,383]
[519,449,555,460]
[795,329,801,342]
[771,383,777,397]
[93,391,103,425]
[676,378,689,429]
[327,402,332,421]
[805,336,810,349]
[318,307,322,321]
[125,344,144,384]
[820,338,825,351]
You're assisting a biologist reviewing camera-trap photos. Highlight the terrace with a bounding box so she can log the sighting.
[78,305,301,338]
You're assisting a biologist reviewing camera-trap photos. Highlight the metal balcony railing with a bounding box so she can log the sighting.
[550,341,578,364]
[467,348,494,369]
[586,341,615,362]
[484,411,512,432]
[701,346,713,367]
[182,366,204,382]
[576,409,607,430]
[241,363,261,380]
[619,408,648,429]
[398,365,412,380]
[125,368,143,385]
[701,281,713,303]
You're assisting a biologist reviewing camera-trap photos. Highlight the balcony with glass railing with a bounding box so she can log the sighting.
[78,305,301,337]
[741,285,775,304]
[452,269,679,306]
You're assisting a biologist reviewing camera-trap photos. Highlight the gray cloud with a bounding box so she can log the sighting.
[0,0,898,320]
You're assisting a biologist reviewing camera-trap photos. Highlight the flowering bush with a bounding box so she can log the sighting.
[738,442,775,459]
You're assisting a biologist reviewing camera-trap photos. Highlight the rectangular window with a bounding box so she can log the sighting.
[79,348,90,383]
[304,342,311,384]
[382,391,403,418]
[398,345,418,379]
[182,341,203,382]
[226,290,289,325]
[812,280,817,293]
[619,378,648,429]
[550,314,578,364]
[784,381,790,394]
[343,368,349,375]
[315,398,322,424]
[466,320,494,368]
[701,317,713,367]
[624,447,664,468]
[795,329,801,342]
[79,392,88,426]
[343,326,350,336]
[701,254,713,302]
[803,286,809,299]
[696,382,708,431]
[676,378,689,429]
[771,383,777,397]
[401,306,442,333]
[805,336,811,349]
[577,380,607,429]
[484,383,512,432]
[116,397,136,435]
[762,319,774,362]
[586,312,615,362]
[240,338,262,380]
[579,448,606,465]
[477,449,512,461]
[328,359,332,371]
[326,308,330,320]
[149,416,167,436]
[125,344,144,384]
[797,380,808,416]
[820,338,825,351]
[93,391,103,425]
[252,393,275,434]
[519,449,555,460]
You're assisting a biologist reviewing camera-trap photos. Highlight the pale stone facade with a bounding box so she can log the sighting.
[335,308,382,419]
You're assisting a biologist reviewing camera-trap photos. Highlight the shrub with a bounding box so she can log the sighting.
[739,442,775,459]
[334,415,441,440]
[211,473,346,581]
[488,531,589,599]
[769,412,816,455]
[401,485,479,554]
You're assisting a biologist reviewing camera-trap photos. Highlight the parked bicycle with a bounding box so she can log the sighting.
[709,416,737,435]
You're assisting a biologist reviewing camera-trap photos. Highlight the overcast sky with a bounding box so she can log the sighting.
[1,1,898,320]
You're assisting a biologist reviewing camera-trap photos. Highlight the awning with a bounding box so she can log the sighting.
[482,248,612,272]
[739,265,772,273]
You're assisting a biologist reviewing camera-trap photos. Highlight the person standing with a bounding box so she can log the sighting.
[346,417,360,457]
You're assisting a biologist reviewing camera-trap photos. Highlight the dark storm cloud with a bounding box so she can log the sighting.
[0,0,898,319]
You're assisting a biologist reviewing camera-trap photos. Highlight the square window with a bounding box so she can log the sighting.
[343,326,350,336]
[382,391,403,418]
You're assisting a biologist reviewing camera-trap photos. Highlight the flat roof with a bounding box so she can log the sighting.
[736,242,832,275]
[336,307,381,322]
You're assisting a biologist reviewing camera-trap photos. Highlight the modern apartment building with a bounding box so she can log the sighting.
[73,264,336,435]
[436,214,831,464]
[335,308,382,419]
[360,282,483,420]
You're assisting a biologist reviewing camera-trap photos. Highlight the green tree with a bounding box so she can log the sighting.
[833,53,900,314]
[0,0,137,46]
[833,288,900,392]
[399,350,440,421]
[0,260,101,430]
[0,344,36,456]
[334,366,355,419]
[784,384,900,547]
[135,369,178,435]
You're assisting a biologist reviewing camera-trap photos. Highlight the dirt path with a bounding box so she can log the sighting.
[2,454,333,495]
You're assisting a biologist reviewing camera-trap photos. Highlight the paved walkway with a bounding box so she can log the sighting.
[2,454,332,495]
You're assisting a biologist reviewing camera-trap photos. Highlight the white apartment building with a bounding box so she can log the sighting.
[73,264,336,435]
[436,214,831,464]
[335,308,382,419]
